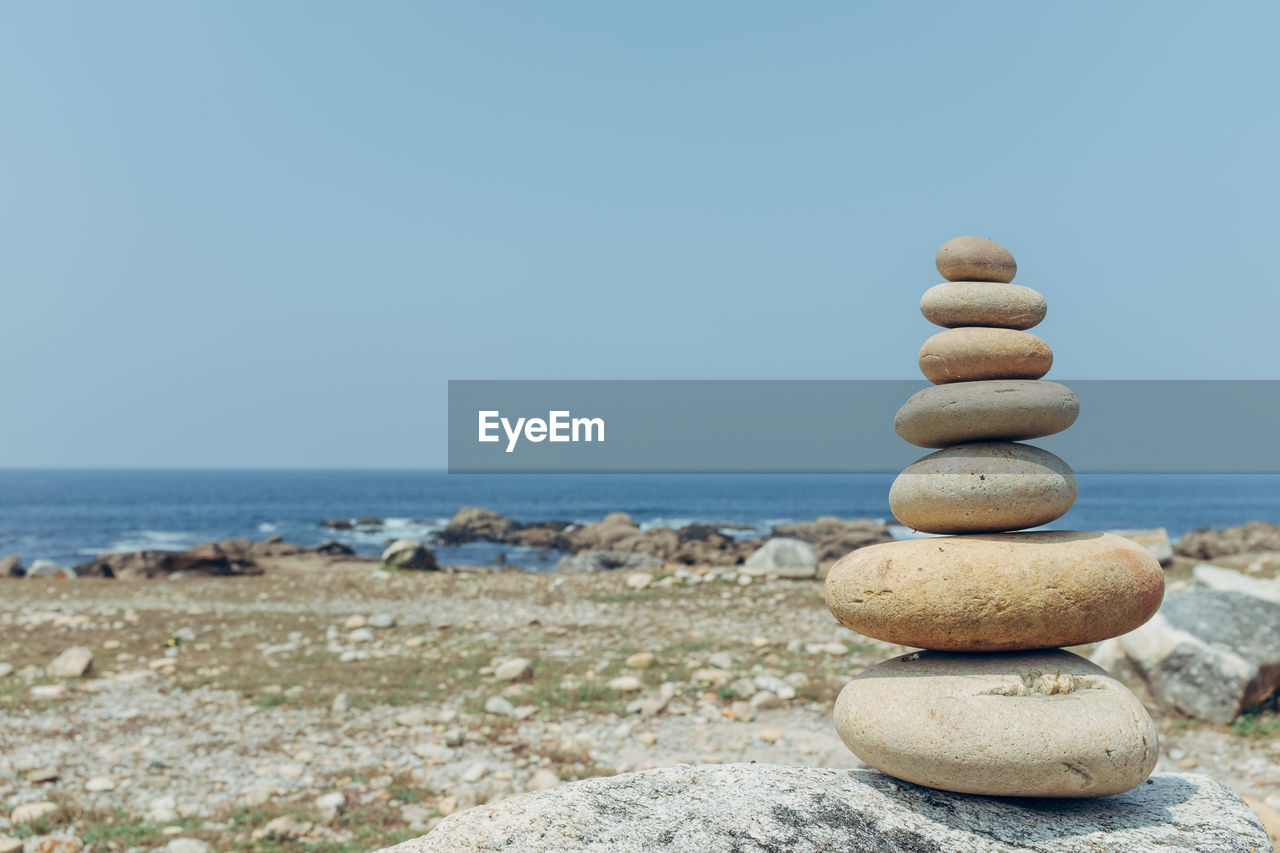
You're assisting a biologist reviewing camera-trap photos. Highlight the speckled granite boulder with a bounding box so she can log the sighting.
[376,764,1271,853]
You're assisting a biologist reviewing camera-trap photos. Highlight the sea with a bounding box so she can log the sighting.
[2,470,1279,571]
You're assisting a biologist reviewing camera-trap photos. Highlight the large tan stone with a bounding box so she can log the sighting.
[920,281,1047,330]
[894,379,1078,447]
[889,442,1076,533]
[825,532,1164,651]
[919,327,1052,384]
[935,236,1017,283]
[833,649,1159,797]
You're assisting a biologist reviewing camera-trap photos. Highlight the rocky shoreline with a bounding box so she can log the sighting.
[1,523,1279,851]
[8,506,1280,583]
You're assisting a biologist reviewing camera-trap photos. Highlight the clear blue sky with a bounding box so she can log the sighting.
[2,2,1277,468]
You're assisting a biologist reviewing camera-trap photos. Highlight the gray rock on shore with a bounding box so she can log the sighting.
[742,537,818,578]
[1093,588,1280,723]
[381,539,439,571]
[378,764,1270,853]
[556,550,663,573]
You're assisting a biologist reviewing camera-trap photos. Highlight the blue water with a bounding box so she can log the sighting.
[1,470,1278,569]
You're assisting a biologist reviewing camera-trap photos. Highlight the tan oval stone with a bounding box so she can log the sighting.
[935,236,1016,283]
[894,379,1078,448]
[889,442,1076,534]
[918,327,1052,384]
[833,649,1158,797]
[824,532,1164,651]
[920,281,1046,329]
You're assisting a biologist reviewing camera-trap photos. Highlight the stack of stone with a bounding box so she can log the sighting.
[824,236,1166,798]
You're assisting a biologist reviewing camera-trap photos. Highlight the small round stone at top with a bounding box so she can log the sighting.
[935,236,1017,283]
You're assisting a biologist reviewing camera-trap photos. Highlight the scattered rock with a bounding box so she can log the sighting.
[461,763,489,784]
[148,795,178,824]
[253,815,306,841]
[606,676,643,692]
[344,615,367,629]
[0,838,20,853]
[624,652,655,669]
[1092,588,1280,723]
[382,539,439,571]
[312,540,356,556]
[27,560,75,579]
[1192,563,1280,603]
[84,776,115,792]
[368,613,397,629]
[315,791,347,816]
[162,840,210,853]
[21,835,82,853]
[556,550,662,573]
[10,802,57,824]
[47,646,93,679]
[383,765,1269,853]
[770,517,893,562]
[742,538,818,579]
[29,685,66,700]
[0,662,12,678]
[528,769,559,791]
[484,696,516,716]
[624,572,653,590]
[348,627,374,643]
[493,658,533,682]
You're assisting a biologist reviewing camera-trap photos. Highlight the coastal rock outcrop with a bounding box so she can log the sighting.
[1176,521,1280,559]
[1,555,22,577]
[1092,588,1280,723]
[379,764,1270,853]
[769,517,892,560]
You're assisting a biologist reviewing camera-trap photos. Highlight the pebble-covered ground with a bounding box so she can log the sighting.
[2,556,1279,852]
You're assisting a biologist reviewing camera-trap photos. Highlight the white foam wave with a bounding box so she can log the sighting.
[258,522,278,533]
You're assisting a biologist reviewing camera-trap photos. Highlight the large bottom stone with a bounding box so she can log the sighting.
[835,649,1158,798]
[378,764,1271,853]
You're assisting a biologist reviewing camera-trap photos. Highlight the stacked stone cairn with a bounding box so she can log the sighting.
[824,236,1166,798]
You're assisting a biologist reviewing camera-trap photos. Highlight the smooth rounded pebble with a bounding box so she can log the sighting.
[824,531,1164,651]
[919,327,1052,384]
[889,442,1077,533]
[894,379,1078,448]
[920,281,1046,329]
[935,236,1017,283]
[833,649,1159,797]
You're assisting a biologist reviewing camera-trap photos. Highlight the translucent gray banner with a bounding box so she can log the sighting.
[447,380,1280,474]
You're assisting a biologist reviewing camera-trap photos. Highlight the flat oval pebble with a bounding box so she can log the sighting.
[935,236,1017,283]
[889,442,1076,533]
[919,327,1052,384]
[824,531,1164,651]
[894,379,1078,448]
[920,281,1046,329]
[833,649,1159,797]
